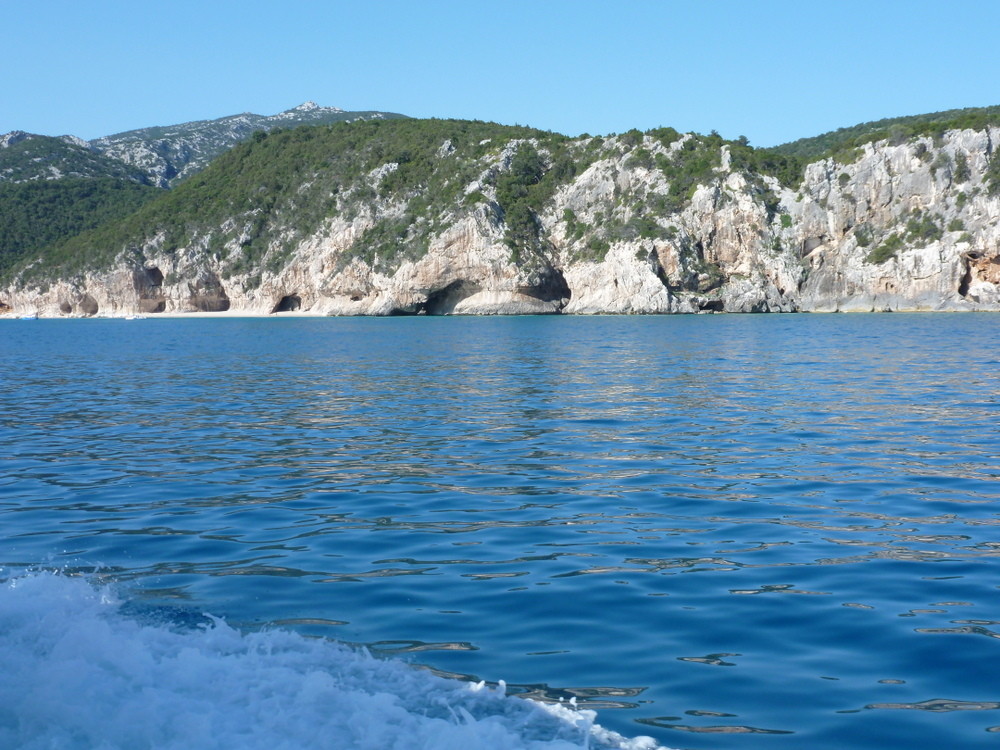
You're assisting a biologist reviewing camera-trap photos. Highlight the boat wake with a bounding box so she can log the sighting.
[0,572,664,750]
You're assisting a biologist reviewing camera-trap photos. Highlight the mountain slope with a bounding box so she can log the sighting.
[0,178,158,279]
[0,132,152,184]
[89,102,407,187]
[0,133,161,278]
[771,104,1000,159]
[11,119,571,284]
[0,103,407,291]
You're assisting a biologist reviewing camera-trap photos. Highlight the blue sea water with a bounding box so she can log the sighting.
[1,313,998,750]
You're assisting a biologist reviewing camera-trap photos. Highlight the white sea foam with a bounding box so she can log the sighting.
[0,572,665,750]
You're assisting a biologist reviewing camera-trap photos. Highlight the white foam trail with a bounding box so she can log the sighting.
[0,573,665,750]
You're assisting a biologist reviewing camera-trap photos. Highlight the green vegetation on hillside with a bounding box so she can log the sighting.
[865,210,943,264]
[728,139,805,189]
[93,107,409,187]
[0,135,152,184]
[0,178,160,279]
[653,131,724,208]
[12,119,573,281]
[492,138,597,260]
[772,105,1000,159]
[645,129,805,196]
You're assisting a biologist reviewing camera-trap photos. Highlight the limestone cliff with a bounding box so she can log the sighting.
[3,120,999,317]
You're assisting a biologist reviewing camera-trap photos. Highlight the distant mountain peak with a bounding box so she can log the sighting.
[282,101,345,116]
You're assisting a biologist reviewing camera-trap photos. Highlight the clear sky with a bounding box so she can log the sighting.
[3,0,999,147]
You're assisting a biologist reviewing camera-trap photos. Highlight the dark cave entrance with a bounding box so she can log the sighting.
[272,294,302,313]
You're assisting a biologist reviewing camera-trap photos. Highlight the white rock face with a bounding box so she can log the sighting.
[790,129,1000,311]
[1,131,31,148]
[560,243,676,314]
[4,128,1000,317]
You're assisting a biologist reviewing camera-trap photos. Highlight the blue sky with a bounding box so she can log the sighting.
[4,0,999,147]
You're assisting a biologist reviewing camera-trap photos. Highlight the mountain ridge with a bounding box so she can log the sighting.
[772,104,1000,159]
[89,101,409,187]
[1,102,408,188]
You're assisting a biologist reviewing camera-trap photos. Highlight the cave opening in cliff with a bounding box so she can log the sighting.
[189,285,231,312]
[191,296,231,313]
[521,267,571,304]
[78,295,99,316]
[272,294,302,313]
[424,280,480,315]
[958,262,973,298]
[958,266,972,297]
[136,266,166,314]
[139,300,167,314]
[146,267,164,286]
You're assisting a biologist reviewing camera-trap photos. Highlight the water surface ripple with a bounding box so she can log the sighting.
[2,314,999,749]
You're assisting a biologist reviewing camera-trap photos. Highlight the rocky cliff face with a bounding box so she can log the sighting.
[791,130,1000,311]
[4,124,999,317]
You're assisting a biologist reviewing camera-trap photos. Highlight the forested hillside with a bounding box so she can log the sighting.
[0,134,152,184]
[0,178,158,278]
[772,105,1000,159]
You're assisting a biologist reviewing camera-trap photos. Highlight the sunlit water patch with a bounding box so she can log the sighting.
[1,314,998,749]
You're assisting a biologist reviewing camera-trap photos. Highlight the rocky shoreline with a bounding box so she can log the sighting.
[4,127,999,317]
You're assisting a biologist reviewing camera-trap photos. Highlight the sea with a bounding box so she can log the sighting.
[1,313,998,750]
